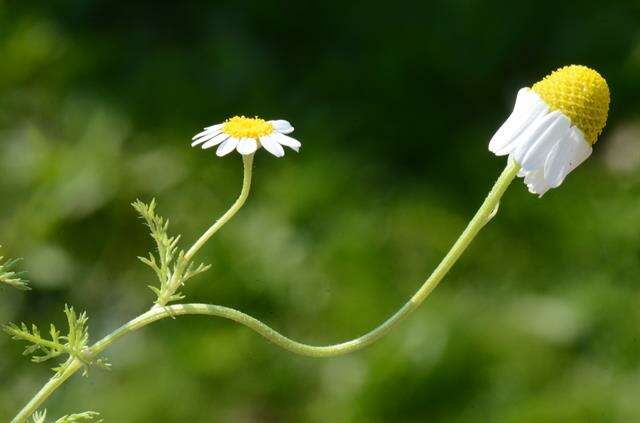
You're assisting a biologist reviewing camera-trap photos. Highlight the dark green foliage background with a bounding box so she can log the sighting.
[1,1,640,421]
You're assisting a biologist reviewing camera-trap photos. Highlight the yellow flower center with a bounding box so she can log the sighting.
[222,116,274,138]
[531,65,610,144]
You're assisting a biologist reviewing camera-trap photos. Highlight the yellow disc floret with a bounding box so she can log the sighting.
[222,116,274,138]
[531,65,610,144]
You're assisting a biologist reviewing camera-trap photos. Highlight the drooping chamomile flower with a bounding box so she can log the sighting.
[489,65,610,196]
[191,116,301,157]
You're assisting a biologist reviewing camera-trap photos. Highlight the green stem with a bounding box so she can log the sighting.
[155,153,254,306]
[185,153,254,262]
[12,357,83,423]
[12,161,519,422]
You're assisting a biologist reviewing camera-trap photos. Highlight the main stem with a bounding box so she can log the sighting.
[13,161,519,422]
[12,154,256,422]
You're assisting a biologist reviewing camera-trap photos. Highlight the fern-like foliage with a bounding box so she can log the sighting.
[3,305,110,374]
[32,409,101,423]
[31,410,47,423]
[0,245,29,290]
[133,199,210,306]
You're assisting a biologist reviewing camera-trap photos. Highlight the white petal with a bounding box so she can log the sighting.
[512,88,543,115]
[216,137,239,157]
[542,129,592,189]
[565,127,592,173]
[277,127,295,135]
[489,88,549,155]
[270,120,294,134]
[260,135,285,157]
[201,133,229,149]
[236,137,258,155]
[192,129,211,140]
[543,137,574,188]
[191,129,222,143]
[515,112,571,171]
[493,106,550,156]
[509,110,563,163]
[193,130,223,147]
[522,169,551,196]
[192,124,222,139]
[273,132,301,152]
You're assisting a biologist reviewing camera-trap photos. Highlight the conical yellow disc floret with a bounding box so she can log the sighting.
[531,65,610,144]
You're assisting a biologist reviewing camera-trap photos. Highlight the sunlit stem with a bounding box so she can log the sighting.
[12,161,519,422]
[155,153,254,306]
[11,357,82,423]
[13,154,256,422]
[185,153,254,262]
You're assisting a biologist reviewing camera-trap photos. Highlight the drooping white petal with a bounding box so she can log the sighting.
[543,135,575,188]
[236,137,258,155]
[273,132,301,152]
[216,137,239,157]
[270,120,294,134]
[508,110,563,161]
[565,127,592,174]
[542,130,592,189]
[205,123,224,131]
[489,89,549,155]
[490,87,595,196]
[521,169,551,196]
[511,88,543,116]
[514,112,571,171]
[260,135,285,157]
[514,136,558,172]
[201,133,229,149]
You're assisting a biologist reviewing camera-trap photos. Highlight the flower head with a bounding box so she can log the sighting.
[489,65,610,196]
[191,116,301,158]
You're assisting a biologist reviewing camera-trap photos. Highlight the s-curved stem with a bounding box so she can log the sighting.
[12,161,519,422]
[185,153,254,262]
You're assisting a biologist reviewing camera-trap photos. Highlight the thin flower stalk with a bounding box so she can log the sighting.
[12,161,517,421]
[10,64,612,421]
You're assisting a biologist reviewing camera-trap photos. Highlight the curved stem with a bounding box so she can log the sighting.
[155,154,254,306]
[11,358,83,423]
[12,161,519,422]
[185,154,254,262]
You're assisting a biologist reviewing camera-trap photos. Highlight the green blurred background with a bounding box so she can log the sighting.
[1,1,640,421]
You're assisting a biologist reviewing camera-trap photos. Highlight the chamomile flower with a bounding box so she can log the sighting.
[191,116,301,158]
[489,65,610,196]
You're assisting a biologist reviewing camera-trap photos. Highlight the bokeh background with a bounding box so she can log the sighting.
[1,1,640,421]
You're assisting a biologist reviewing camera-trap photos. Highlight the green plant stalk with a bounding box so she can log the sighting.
[12,154,255,423]
[185,154,254,262]
[155,153,254,306]
[12,160,519,422]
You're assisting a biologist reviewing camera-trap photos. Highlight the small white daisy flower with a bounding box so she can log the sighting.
[489,65,610,196]
[191,116,301,158]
